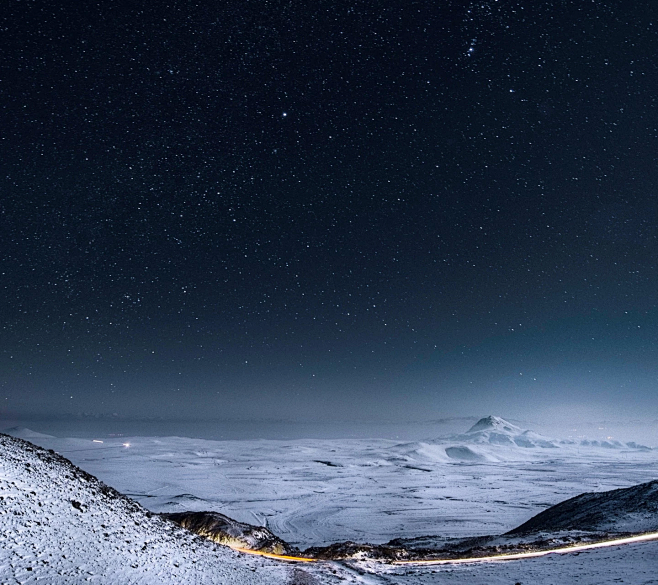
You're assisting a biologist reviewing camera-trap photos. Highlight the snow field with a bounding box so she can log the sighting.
[2,417,657,585]
[22,433,656,547]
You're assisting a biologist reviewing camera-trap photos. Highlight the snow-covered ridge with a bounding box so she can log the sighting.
[0,433,299,584]
[509,479,658,535]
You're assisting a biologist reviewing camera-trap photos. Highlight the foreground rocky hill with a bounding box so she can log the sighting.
[0,433,306,584]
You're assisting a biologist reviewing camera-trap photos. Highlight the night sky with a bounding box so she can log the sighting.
[2,1,657,423]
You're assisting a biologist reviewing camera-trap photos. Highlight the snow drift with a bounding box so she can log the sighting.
[444,445,489,461]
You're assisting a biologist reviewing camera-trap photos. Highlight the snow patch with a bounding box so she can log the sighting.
[445,446,489,461]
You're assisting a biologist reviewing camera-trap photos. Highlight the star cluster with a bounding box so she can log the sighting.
[1,1,657,420]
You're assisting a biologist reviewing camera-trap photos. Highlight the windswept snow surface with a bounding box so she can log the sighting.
[5,419,656,549]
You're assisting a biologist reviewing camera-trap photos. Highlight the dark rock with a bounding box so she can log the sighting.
[162,511,298,556]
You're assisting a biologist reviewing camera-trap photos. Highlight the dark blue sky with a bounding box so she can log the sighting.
[1,0,657,422]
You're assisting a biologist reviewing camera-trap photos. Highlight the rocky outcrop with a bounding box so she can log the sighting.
[163,511,299,556]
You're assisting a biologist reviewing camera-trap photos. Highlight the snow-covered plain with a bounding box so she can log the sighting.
[2,416,658,584]
[8,417,656,547]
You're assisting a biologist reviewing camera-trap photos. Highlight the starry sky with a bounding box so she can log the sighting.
[1,0,657,423]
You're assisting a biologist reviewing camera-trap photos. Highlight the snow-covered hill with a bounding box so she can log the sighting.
[0,433,308,584]
[466,415,522,435]
[455,415,559,448]
[508,479,658,535]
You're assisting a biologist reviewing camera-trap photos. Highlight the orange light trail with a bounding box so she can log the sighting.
[392,532,658,565]
[231,532,658,566]
[232,547,317,563]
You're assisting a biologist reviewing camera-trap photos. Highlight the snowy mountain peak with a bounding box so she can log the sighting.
[445,416,559,452]
[466,416,521,434]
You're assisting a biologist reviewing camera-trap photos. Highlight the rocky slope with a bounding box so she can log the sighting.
[508,479,658,535]
[0,433,303,584]
[163,511,297,555]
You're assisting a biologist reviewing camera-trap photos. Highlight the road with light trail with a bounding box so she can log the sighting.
[232,532,658,565]
[392,531,658,565]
